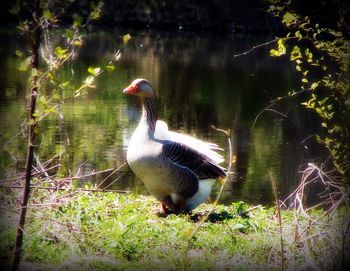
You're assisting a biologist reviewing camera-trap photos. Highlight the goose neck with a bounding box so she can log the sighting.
[140,96,157,134]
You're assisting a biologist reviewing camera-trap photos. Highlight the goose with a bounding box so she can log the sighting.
[123,78,226,214]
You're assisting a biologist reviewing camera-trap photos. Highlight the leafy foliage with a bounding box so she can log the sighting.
[7,2,131,269]
[267,0,350,180]
[11,0,131,176]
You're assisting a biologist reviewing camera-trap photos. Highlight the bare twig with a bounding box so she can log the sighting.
[34,154,53,182]
[96,162,128,190]
[237,204,262,217]
[251,104,292,136]
[233,38,278,58]
[183,127,233,270]
[233,36,301,58]
[54,168,115,183]
[0,164,61,184]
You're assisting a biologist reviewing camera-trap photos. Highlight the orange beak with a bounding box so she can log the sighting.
[123,84,138,95]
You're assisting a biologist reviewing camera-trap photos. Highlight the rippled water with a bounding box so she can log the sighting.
[0,29,322,205]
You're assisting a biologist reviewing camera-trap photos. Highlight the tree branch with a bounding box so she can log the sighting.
[11,1,42,270]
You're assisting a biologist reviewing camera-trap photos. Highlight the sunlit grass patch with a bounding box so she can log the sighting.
[0,187,349,270]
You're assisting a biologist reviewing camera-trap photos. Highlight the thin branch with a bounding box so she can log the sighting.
[233,38,278,58]
[233,36,301,58]
[55,168,115,183]
[0,164,61,184]
[102,171,127,191]
[12,1,42,270]
[96,163,128,190]
[237,204,262,217]
[251,104,291,136]
[183,127,233,269]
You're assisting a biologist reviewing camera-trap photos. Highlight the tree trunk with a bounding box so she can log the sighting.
[11,1,42,270]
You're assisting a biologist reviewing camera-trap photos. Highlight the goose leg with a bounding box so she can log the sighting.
[160,202,168,215]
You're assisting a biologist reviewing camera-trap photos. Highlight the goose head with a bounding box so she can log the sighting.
[123,78,155,98]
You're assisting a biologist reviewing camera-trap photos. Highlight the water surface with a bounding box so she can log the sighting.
[0,29,322,205]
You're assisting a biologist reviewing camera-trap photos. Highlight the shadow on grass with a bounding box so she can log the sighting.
[156,207,250,223]
[156,209,239,222]
[189,210,238,223]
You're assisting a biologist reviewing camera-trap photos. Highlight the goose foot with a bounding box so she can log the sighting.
[158,198,190,216]
[156,202,170,217]
[160,202,168,214]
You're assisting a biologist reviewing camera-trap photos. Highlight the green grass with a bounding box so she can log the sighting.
[0,187,349,271]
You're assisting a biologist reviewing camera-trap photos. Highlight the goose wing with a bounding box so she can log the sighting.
[155,120,224,164]
[162,140,226,180]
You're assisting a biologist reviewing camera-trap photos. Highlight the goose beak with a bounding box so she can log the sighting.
[123,84,138,95]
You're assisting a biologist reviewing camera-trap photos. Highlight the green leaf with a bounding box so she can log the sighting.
[290,45,302,60]
[17,20,29,32]
[105,64,116,72]
[270,39,286,57]
[87,67,101,76]
[59,81,71,90]
[45,107,56,114]
[315,107,323,115]
[43,9,53,20]
[55,46,69,59]
[18,57,31,72]
[27,119,35,126]
[277,39,285,53]
[123,34,131,45]
[295,31,302,39]
[329,30,343,37]
[84,75,95,86]
[325,137,333,145]
[315,134,321,142]
[73,15,83,28]
[65,29,74,40]
[15,50,24,58]
[74,40,83,47]
[89,2,102,21]
[310,82,318,90]
[270,49,279,57]
[282,12,296,27]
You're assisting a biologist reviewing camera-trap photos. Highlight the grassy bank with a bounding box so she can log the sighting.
[0,185,349,271]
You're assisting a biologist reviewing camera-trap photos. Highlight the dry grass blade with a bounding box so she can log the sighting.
[283,163,348,219]
[183,127,233,270]
[282,162,349,269]
[269,170,284,271]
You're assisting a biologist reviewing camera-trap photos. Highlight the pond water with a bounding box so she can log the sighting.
[0,28,323,206]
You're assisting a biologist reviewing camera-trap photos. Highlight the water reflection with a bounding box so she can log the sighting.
[0,29,322,205]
